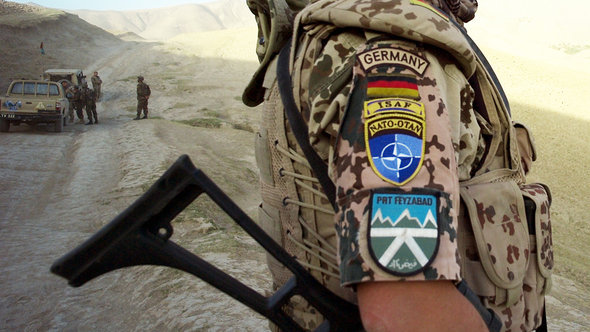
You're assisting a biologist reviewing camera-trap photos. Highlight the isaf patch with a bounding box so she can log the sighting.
[368,189,441,276]
[364,98,425,186]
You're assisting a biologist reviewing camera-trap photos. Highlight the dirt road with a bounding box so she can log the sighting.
[0,33,273,331]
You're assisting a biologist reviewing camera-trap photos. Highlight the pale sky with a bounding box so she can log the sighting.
[10,0,212,11]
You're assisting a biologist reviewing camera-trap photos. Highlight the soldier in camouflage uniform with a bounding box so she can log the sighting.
[91,71,103,101]
[245,0,552,331]
[81,83,98,125]
[72,86,85,123]
[135,76,151,120]
[61,80,76,123]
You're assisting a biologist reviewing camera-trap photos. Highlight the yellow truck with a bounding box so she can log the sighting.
[0,79,70,132]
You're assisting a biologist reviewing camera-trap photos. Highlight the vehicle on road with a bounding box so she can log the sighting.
[43,68,87,87]
[1,79,70,132]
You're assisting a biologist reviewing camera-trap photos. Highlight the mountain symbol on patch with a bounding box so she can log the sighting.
[371,208,437,229]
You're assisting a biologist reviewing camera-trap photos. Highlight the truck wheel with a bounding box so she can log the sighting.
[55,118,64,132]
[0,119,9,132]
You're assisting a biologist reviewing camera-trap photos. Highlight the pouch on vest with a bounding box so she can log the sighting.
[459,181,553,329]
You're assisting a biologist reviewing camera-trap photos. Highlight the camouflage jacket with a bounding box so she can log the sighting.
[137,82,151,100]
[72,89,82,104]
[251,0,553,330]
[91,75,102,87]
[81,87,96,105]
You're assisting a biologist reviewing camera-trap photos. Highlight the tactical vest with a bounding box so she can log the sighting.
[246,0,553,331]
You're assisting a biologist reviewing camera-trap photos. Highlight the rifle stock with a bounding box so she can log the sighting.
[51,154,362,332]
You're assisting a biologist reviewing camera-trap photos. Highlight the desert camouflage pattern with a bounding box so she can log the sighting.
[65,85,77,122]
[459,182,553,331]
[255,64,357,331]
[331,39,469,283]
[441,0,478,23]
[250,0,552,330]
[136,81,150,100]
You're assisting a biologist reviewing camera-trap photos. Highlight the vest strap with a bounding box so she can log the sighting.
[276,39,337,210]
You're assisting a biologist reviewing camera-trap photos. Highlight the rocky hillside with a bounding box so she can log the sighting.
[0,1,124,92]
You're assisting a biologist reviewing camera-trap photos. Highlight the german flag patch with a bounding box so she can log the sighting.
[367,74,420,100]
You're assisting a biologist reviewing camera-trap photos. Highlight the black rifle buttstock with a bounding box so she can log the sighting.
[50,154,362,332]
[50,154,203,286]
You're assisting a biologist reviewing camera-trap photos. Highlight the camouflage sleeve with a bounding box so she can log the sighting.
[300,34,486,286]
[293,28,365,162]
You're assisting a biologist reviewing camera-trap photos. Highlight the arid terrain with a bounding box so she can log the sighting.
[1,0,589,331]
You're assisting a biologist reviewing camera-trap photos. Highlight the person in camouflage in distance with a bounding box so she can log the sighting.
[61,80,76,123]
[72,86,85,123]
[91,71,103,101]
[135,76,151,120]
[245,0,553,330]
[81,83,98,125]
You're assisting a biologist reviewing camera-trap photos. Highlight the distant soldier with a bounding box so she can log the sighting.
[81,83,98,125]
[61,80,76,123]
[91,71,103,100]
[72,86,85,123]
[135,75,151,120]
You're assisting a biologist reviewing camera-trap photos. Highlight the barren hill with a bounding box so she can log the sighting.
[0,1,266,330]
[69,0,255,40]
[0,2,124,92]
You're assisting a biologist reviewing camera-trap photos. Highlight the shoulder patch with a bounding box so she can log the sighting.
[364,98,425,185]
[366,73,420,99]
[357,47,429,76]
[368,188,441,276]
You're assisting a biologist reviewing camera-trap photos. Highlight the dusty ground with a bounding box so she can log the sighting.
[1,1,590,331]
[0,20,274,330]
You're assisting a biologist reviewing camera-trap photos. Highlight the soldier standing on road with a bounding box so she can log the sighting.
[91,71,103,101]
[72,86,85,124]
[135,75,151,120]
[81,83,98,125]
[61,81,76,123]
